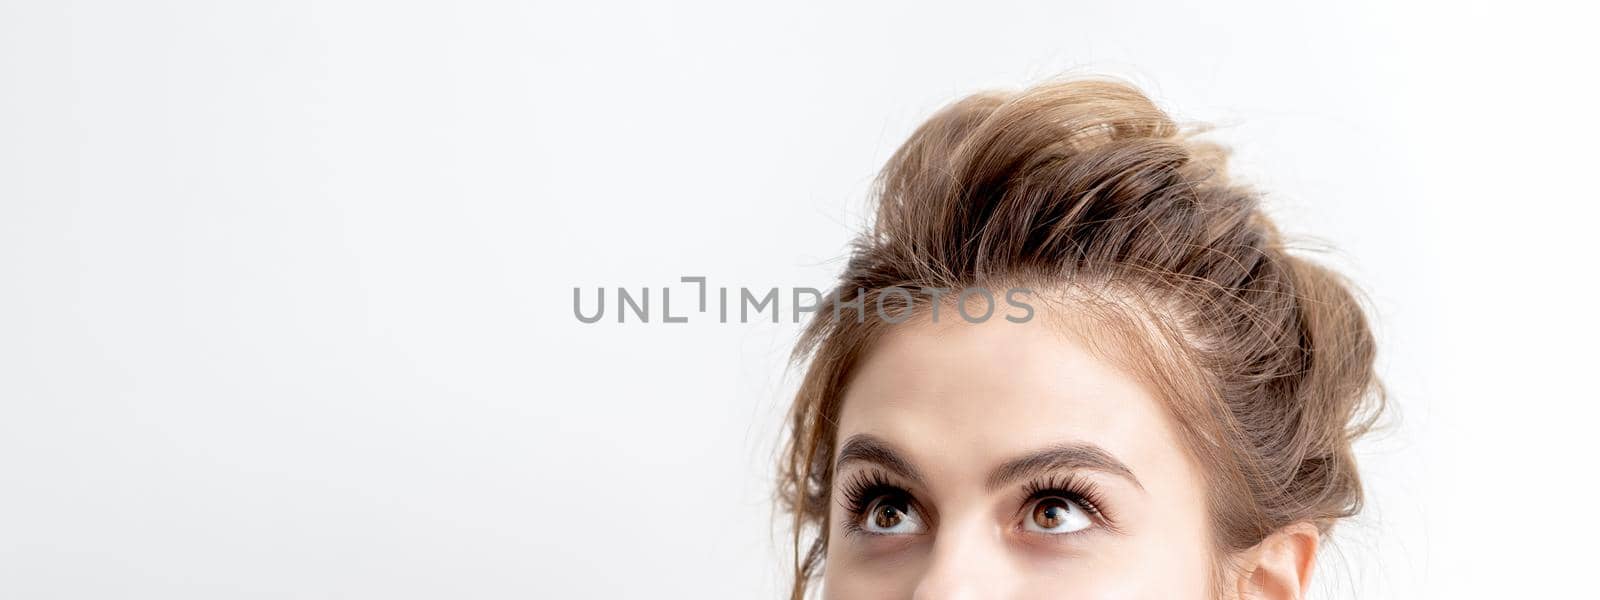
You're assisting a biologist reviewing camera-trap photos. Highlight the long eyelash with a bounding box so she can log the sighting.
[836,468,905,517]
[1019,473,1120,531]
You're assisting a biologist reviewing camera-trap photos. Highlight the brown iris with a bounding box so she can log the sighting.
[1031,498,1072,529]
[872,502,905,529]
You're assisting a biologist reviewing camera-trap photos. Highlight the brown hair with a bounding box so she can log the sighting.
[777,78,1383,598]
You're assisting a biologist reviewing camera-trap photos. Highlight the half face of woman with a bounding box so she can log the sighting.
[822,314,1216,599]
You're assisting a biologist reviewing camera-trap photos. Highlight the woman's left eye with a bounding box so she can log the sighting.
[1023,496,1093,534]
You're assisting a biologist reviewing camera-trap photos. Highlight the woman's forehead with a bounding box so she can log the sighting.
[835,315,1187,486]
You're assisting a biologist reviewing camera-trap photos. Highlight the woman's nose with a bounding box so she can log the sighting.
[910,517,1014,600]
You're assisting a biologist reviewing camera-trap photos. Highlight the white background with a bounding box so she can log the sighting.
[2,1,1597,598]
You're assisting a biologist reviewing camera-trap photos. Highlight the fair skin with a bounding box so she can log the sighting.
[822,309,1317,599]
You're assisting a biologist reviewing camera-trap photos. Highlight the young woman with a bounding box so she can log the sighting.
[778,79,1382,599]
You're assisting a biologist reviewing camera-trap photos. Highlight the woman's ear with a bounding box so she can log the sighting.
[1234,522,1320,600]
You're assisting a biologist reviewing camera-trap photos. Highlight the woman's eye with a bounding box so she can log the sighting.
[860,496,924,534]
[1024,497,1093,534]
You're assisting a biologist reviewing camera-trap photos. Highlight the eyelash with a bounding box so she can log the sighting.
[1017,473,1119,533]
[838,469,908,524]
[835,470,1118,535]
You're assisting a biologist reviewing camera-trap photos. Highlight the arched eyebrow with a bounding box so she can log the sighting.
[986,443,1145,492]
[834,434,925,486]
[835,434,1142,493]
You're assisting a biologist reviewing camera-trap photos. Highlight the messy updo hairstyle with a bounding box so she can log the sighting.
[777,78,1383,598]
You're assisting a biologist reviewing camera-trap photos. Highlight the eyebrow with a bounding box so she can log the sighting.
[834,434,1144,492]
[986,443,1145,492]
[834,434,926,485]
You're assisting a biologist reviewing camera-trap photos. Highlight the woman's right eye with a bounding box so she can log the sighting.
[859,494,924,535]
